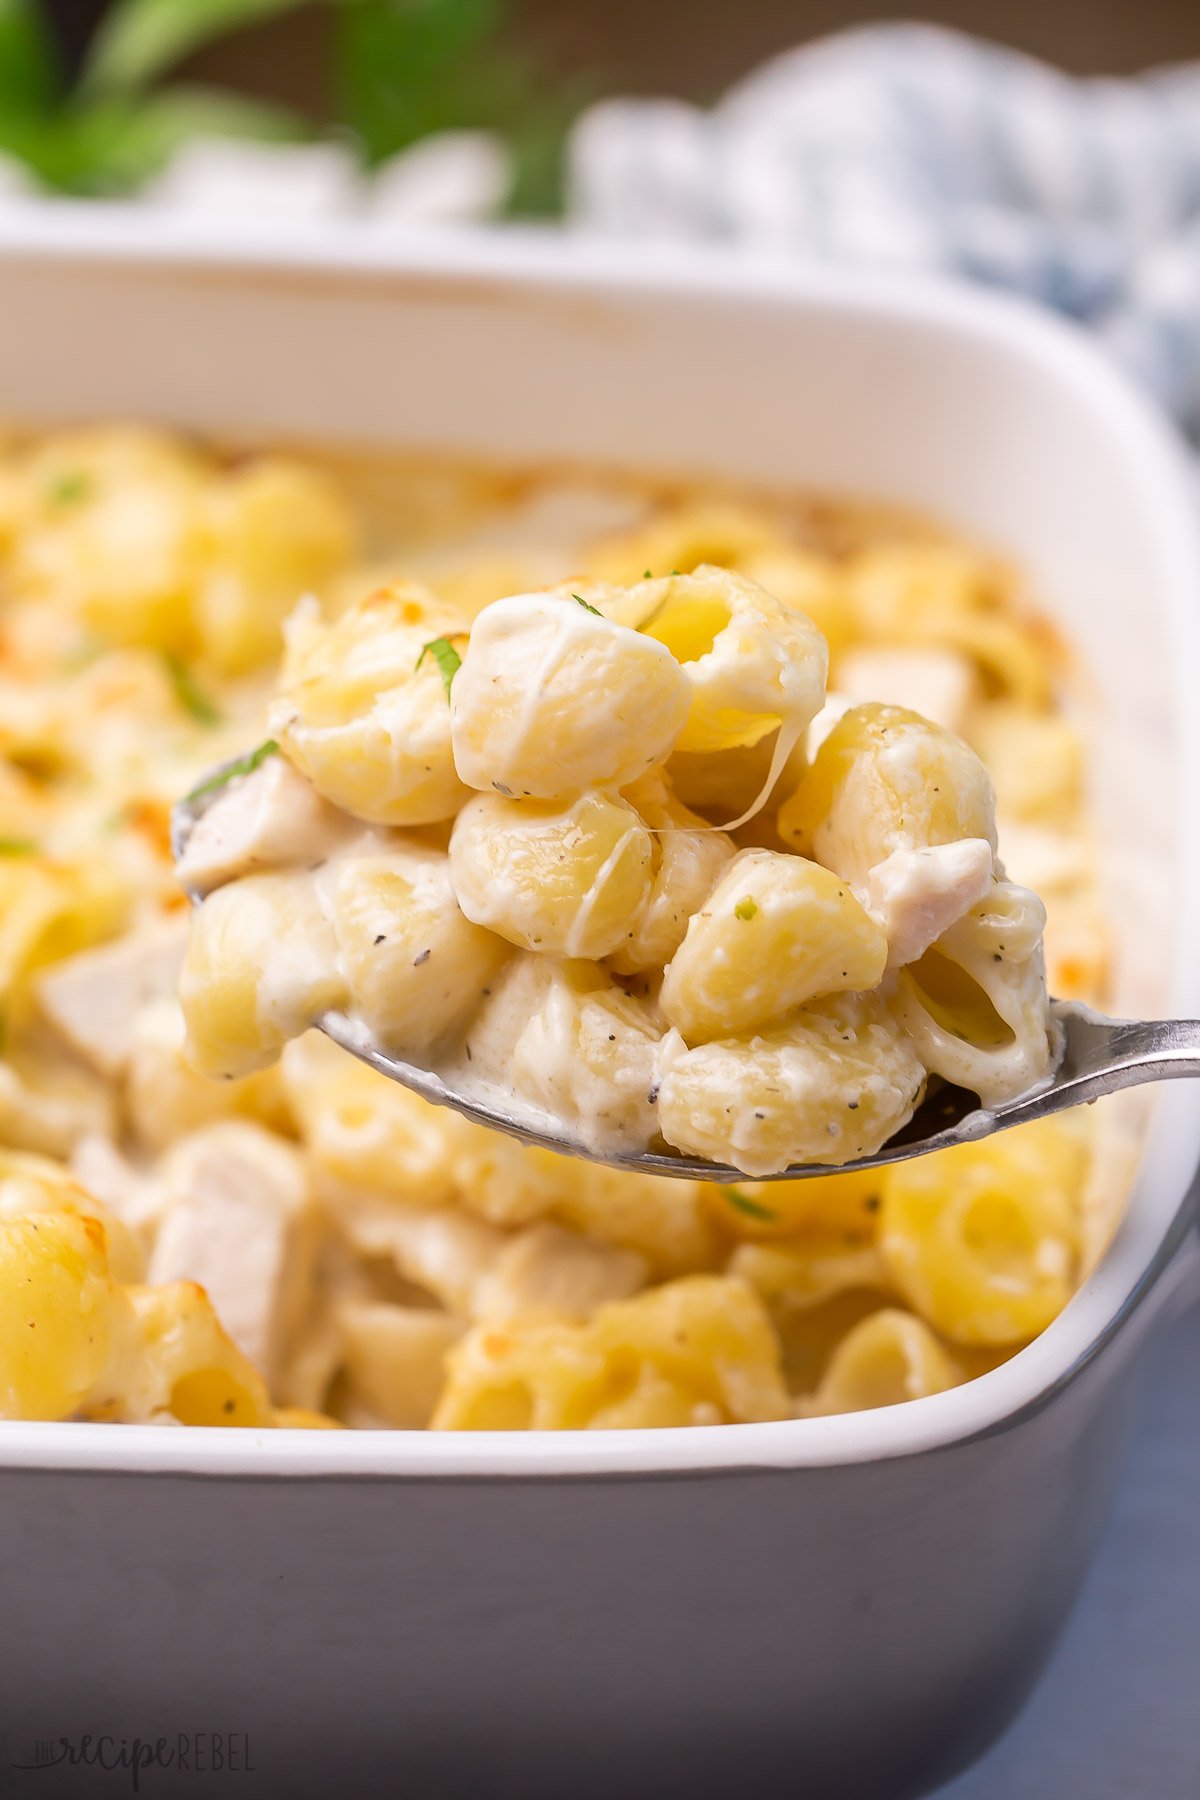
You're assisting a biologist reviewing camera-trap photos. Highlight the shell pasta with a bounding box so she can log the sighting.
[181,568,1055,1178]
[0,431,1123,1430]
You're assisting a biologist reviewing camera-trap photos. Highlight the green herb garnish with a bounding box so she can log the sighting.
[0,838,36,856]
[47,470,90,507]
[415,636,462,697]
[723,1187,778,1223]
[571,593,602,616]
[184,739,279,805]
[163,652,222,727]
[643,569,653,579]
[734,897,758,921]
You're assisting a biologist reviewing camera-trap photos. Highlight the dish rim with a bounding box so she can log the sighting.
[0,211,1198,1478]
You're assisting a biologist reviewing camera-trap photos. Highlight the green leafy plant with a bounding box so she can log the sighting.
[334,0,589,214]
[0,0,308,195]
[0,0,585,212]
[82,0,331,96]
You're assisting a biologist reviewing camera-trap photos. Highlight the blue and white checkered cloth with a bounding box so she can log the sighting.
[568,23,1200,438]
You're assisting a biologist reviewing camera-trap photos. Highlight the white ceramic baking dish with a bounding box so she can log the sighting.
[0,214,1197,1799]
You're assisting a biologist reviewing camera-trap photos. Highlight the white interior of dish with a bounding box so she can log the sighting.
[0,215,1197,1475]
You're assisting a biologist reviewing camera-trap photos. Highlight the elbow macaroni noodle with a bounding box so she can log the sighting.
[0,430,1123,1429]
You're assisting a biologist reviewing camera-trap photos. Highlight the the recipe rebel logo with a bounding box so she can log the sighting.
[11,1731,255,1789]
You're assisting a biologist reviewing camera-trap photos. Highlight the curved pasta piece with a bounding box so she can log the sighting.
[432,1275,790,1430]
[709,1166,884,1238]
[179,871,348,1079]
[0,1148,276,1428]
[450,590,691,799]
[729,1233,890,1314]
[606,772,735,975]
[271,586,470,827]
[778,701,1005,973]
[0,1209,132,1420]
[280,1032,465,1208]
[661,847,887,1043]
[457,956,664,1156]
[807,1308,962,1414]
[0,854,130,1003]
[890,878,1055,1106]
[657,992,926,1178]
[778,701,997,878]
[116,1282,275,1426]
[636,568,827,825]
[332,846,511,1055]
[0,1149,143,1281]
[580,501,781,587]
[450,790,655,960]
[878,1121,1084,1346]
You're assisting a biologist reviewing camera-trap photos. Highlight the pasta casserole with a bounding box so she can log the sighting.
[0,428,1124,1429]
[180,573,1059,1177]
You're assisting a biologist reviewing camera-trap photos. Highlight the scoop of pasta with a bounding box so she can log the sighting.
[175,572,1060,1179]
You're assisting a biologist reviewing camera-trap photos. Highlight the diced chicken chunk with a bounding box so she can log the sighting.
[175,753,343,896]
[333,1197,505,1318]
[71,1133,164,1236]
[335,1301,464,1428]
[0,1051,115,1158]
[836,648,978,736]
[996,817,1092,895]
[862,838,994,969]
[333,1200,644,1327]
[36,917,188,1077]
[148,1121,313,1385]
[473,1223,646,1326]
[409,483,649,579]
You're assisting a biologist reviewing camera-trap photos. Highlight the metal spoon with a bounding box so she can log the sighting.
[173,762,1200,1182]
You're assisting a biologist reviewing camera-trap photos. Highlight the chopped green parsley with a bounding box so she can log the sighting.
[184,739,279,805]
[723,1187,778,1223]
[162,652,222,727]
[415,636,462,696]
[46,470,90,506]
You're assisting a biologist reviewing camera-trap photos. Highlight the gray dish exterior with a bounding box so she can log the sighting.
[0,1252,1185,1800]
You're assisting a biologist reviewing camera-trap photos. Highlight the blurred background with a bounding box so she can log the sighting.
[12,0,1200,218]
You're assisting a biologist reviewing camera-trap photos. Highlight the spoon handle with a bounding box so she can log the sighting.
[997,1012,1200,1130]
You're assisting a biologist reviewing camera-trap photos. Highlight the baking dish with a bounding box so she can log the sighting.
[0,214,1197,1798]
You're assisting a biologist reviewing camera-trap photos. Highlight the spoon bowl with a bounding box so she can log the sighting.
[173,761,1200,1181]
[303,997,1200,1180]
